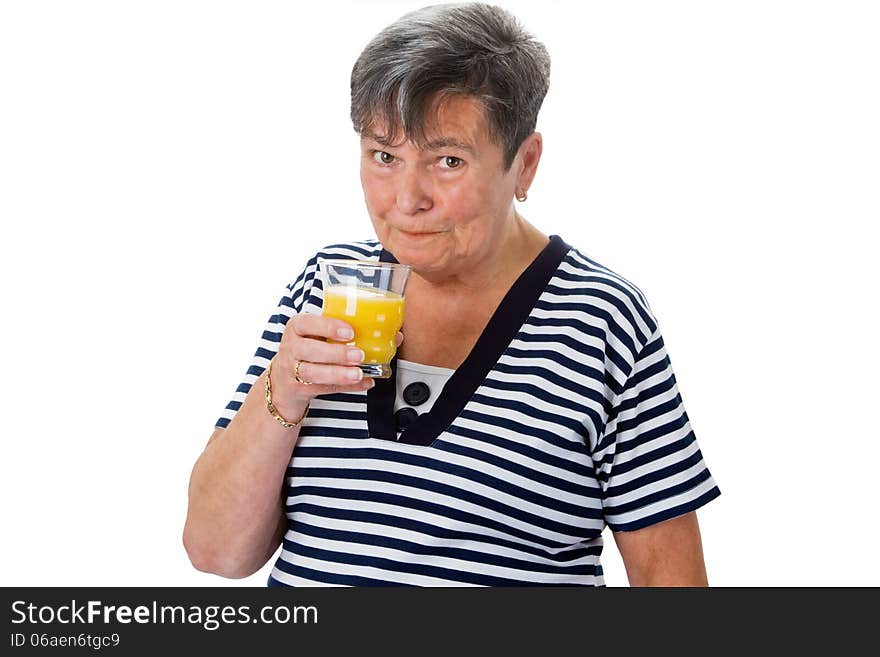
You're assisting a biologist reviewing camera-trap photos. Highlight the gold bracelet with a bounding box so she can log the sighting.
[265,358,310,429]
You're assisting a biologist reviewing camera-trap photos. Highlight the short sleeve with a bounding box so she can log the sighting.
[214,254,321,429]
[593,328,720,532]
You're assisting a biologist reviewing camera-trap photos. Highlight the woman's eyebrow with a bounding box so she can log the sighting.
[423,137,475,154]
[361,131,401,148]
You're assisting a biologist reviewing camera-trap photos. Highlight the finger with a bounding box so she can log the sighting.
[293,377,375,396]
[288,337,364,366]
[292,360,366,386]
[290,313,355,342]
[396,331,404,347]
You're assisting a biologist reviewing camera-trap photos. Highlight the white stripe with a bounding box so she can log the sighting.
[452,412,595,465]
[600,422,694,477]
[607,476,718,527]
[438,432,600,491]
[286,494,604,555]
[277,549,476,586]
[287,531,597,584]
[269,567,345,587]
[285,489,594,546]
[291,510,601,568]
[483,367,611,421]
[288,456,592,528]
[329,431,598,508]
[604,446,706,505]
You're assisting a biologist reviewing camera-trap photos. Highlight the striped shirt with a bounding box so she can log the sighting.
[216,235,721,586]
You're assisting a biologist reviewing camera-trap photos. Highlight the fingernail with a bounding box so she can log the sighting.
[347,348,365,362]
[348,368,363,381]
[338,327,354,340]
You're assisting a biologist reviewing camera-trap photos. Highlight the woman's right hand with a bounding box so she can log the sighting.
[267,314,400,419]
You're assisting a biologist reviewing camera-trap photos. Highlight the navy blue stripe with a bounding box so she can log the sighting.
[298,427,370,439]
[294,442,599,510]
[567,249,650,309]
[544,283,647,342]
[502,346,605,386]
[441,423,595,479]
[616,413,692,457]
[612,375,676,419]
[284,490,597,550]
[288,463,602,529]
[430,438,600,499]
[607,485,721,532]
[603,468,713,516]
[315,392,371,404]
[608,432,697,477]
[532,299,641,365]
[616,395,682,435]
[478,377,604,440]
[605,444,704,497]
[289,520,600,576]
[271,560,408,586]
[624,356,672,397]
[286,501,601,562]
[514,329,605,364]
[551,269,655,332]
[468,392,591,442]
[320,242,380,258]
[492,360,620,408]
[457,408,586,456]
[254,347,277,361]
[522,314,631,380]
[306,408,366,422]
[279,539,599,586]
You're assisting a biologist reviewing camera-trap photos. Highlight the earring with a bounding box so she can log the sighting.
[515,189,528,202]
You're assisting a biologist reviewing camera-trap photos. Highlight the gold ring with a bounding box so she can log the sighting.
[294,359,313,385]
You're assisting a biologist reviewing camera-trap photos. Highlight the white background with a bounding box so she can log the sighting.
[1,0,877,587]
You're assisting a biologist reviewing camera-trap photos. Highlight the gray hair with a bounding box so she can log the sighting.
[350,2,551,170]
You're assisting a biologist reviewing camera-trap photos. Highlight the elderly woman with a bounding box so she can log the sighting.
[184,2,720,586]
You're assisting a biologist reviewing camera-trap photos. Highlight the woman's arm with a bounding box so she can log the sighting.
[611,511,709,586]
[183,370,307,579]
[183,314,382,579]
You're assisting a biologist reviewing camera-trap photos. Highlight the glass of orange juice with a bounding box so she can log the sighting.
[318,259,412,379]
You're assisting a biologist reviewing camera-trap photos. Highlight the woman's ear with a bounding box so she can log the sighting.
[515,132,543,194]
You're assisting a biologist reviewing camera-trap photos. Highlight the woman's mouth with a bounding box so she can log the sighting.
[398,229,447,238]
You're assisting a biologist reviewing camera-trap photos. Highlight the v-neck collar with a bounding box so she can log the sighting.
[367,234,571,446]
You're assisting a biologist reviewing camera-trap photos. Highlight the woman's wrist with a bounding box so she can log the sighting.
[265,359,310,428]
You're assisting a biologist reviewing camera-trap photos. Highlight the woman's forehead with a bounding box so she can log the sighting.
[362,96,492,151]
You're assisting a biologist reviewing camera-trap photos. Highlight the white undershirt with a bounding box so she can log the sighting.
[393,359,455,420]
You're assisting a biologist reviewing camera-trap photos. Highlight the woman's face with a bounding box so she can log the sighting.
[359,96,525,280]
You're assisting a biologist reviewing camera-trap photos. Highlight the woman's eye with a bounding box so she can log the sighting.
[440,156,463,169]
[372,151,395,165]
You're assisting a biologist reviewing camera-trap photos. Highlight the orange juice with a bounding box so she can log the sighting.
[322,285,405,365]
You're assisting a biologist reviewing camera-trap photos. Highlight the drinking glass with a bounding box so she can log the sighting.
[318,259,412,379]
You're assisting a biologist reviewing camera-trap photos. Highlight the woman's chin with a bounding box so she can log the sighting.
[385,235,450,268]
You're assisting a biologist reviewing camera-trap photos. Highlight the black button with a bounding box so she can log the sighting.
[395,407,419,431]
[403,381,431,406]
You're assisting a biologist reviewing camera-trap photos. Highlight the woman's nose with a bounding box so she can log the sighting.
[395,169,433,215]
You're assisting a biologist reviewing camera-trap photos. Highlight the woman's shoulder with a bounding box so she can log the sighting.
[309,238,383,263]
[553,241,661,344]
[286,237,383,285]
